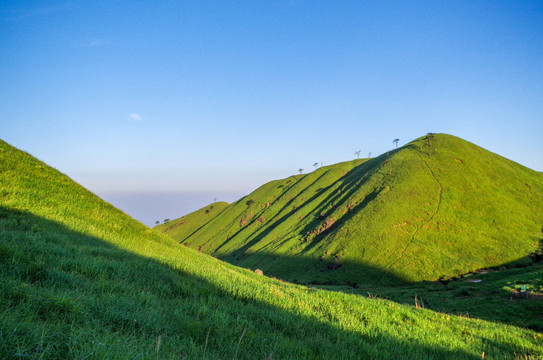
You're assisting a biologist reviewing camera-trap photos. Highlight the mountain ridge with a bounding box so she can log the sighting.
[158,133,543,286]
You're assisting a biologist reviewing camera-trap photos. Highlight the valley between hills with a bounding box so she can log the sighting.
[156,134,543,332]
[1,133,542,359]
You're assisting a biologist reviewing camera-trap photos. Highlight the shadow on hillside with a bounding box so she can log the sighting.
[221,250,408,287]
[293,144,421,252]
[218,152,409,287]
[215,239,543,333]
[359,248,543,333]
[333,240,543,332]
[0,205,512,359]
[224,155,390,260]
[211,171,337,254]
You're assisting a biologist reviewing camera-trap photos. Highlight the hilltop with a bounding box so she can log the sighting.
[1,139,542,359]
[157,134,543,286]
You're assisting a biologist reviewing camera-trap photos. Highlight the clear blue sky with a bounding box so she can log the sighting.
[1,1,542,226]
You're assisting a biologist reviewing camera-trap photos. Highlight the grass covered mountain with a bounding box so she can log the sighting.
[155,201,229,243]
[158,134,543,286]
[1,141,542,359]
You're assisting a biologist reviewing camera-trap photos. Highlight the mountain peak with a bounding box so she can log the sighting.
[159,134,543,286]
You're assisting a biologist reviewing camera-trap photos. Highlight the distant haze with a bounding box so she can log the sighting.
[97,191,245,228]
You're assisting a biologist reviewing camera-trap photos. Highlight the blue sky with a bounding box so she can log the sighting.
[1,1,542,226]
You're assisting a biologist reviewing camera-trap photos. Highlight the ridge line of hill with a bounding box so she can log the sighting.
[158,133,543,288]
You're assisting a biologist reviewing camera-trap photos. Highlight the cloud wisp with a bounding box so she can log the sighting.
[128,113,144,122]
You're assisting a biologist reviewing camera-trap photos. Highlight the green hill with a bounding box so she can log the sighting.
[1,139,542,359]
[158,134,543,287]
[155,201,229,244]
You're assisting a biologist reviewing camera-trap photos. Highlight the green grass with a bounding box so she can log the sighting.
[157,134,543,287]
[1,139,543,359]
[155,201,229,246]
[316,260,543,333]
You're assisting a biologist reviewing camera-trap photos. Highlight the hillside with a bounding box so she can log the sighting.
[158,134,543,286]
[1,140,542,359]
[155,201,229,243]
[321,260,543,332]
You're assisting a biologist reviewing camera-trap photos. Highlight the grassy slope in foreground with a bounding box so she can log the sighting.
[1,139,542,360]
[160,134,543,286]
[321,260,543,332]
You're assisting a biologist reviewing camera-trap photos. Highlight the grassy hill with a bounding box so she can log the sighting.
[1,139,542,359]
[157,134,543,287]
[155,201,229,244]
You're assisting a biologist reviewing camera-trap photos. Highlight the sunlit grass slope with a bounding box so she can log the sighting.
[1,139,542,359]
[159,134,543,286]
[155,201,229,244]
[320,260,543,332]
